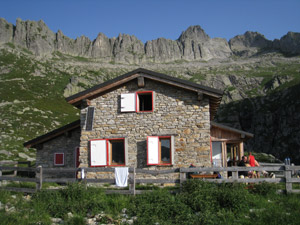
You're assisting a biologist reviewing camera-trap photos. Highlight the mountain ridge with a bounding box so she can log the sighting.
[1,18,300,63]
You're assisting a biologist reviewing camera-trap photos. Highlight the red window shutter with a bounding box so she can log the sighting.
[54,153,64,166]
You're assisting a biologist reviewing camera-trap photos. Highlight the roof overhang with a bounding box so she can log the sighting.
[211,121,254,139]
[65,68,223,120]
[23,120,80,148]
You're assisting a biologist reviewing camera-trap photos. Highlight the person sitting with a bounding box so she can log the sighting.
[249,152,260,178]
[238,156,249,178]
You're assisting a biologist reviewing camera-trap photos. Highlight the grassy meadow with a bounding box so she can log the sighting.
[0,181,300,225]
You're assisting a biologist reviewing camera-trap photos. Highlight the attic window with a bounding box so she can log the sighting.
[136,91,153,112]
[121,91,154,113]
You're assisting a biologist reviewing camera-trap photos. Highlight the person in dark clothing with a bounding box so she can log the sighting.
[238,156,249,177]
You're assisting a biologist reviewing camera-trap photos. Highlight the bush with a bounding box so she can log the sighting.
[179,180,251,224]
[32,183,107,217]
[248,182,277,196]
[128,189,195,225]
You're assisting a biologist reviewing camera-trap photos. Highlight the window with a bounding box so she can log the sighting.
[109,139,125,165]
[90,138,127,167]
[147,136,174,165]
[120,91,154,112]
[212,141,222,167]
[54,153,64,166]
[136,91,153,112]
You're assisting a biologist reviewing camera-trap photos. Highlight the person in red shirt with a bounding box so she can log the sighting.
[249,152,256,167]
[248,152,260,178]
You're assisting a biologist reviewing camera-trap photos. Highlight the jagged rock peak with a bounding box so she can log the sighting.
[0,18,14,44]
[178,25,210,42]
[229,31,273,56]
[229,31,271,47]
[279,31,300,55]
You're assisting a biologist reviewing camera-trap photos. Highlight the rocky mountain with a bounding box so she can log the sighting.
[0,18,300,164]
[1,18,300,63]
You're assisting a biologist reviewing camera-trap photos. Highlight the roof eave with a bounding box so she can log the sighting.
[23,120,80,148]
[65,68,223,107]
[211,121,254,138]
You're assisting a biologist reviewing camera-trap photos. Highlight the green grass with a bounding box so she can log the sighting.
[0,181,300,224]
[0,49,79,161]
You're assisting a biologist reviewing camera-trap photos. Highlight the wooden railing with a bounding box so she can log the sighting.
[0,165,299,194]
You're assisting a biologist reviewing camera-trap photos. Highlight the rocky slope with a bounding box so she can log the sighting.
[0,18,300,164]
[1,18,300,63]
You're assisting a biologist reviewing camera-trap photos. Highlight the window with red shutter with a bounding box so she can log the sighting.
[54,153,64,166]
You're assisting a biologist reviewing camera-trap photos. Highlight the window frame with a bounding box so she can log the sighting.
[90,138,126,167]
[147,136,173,166]
[136,91,154,112]
[54,153,64,166]
[108,138,126,166]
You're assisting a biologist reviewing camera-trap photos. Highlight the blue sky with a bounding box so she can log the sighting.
[1,0,299,43]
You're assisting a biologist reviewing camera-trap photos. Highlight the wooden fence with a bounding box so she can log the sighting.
[0,165,299,194]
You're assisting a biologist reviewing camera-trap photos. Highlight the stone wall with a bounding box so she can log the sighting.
[79,78,211,179]
[36,127,81,178]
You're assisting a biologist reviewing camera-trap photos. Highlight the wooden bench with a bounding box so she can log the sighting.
[190,174,218,179]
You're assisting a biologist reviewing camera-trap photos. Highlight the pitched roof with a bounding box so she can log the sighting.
[23,120,80,148]
[66,68,223,119]
[211,121,254,138]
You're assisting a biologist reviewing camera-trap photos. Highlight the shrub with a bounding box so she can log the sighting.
[179,180,251,224]
[248,182,277,196]
[215,183,250,212]
[32,183,107,217]
[128,189,195,225]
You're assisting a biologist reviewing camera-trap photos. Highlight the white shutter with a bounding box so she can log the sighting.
[90,139,107,166]
[121,93,136,112]
[171,136,175,165]
[147,136,159,165]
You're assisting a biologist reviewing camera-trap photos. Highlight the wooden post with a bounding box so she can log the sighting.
[232,169,238,179]
[180,168,186,190]
[13,163,17,176]
[36,166,43,191]
[129,167,136,195]
[81,168,87,189]
[285,165,292,194]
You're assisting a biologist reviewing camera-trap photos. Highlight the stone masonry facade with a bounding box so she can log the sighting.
[36,127,80,178]
[79,78,211,179]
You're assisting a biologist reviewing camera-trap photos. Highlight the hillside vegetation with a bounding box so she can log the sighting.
[0,19,300,163]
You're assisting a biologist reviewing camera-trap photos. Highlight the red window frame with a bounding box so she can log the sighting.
[89,138,126,167]
[147,136,172,166]
[136,91,154,112]
[54,153,64,166]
